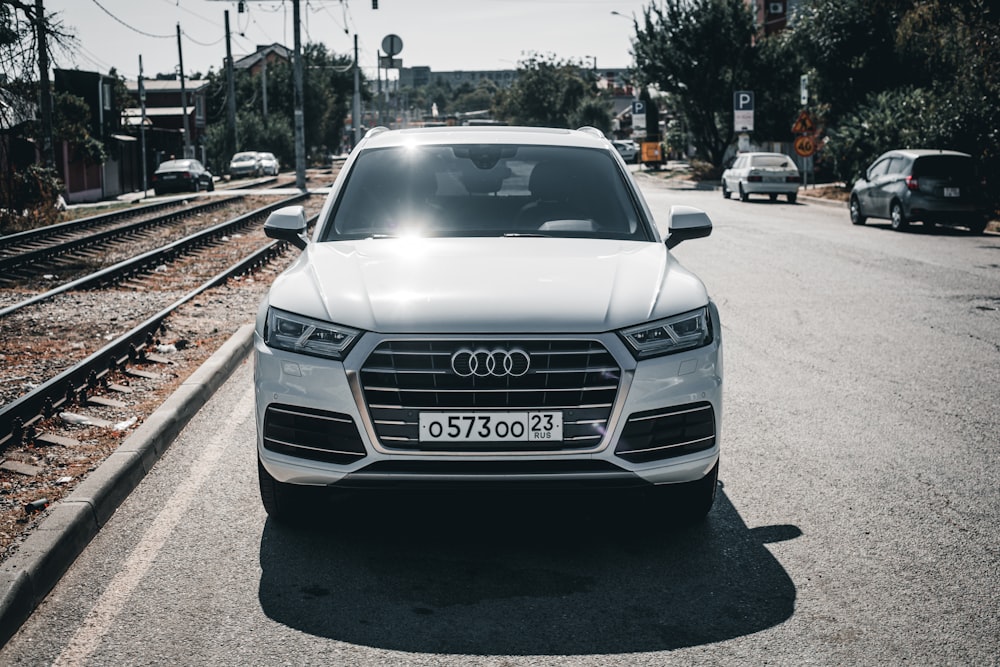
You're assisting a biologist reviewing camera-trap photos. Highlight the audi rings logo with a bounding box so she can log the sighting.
[451,348,530,378]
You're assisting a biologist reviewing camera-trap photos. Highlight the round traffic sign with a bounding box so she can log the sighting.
[794,135,817,157]
[381,34,403,57]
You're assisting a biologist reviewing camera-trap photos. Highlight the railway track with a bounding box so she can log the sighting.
[0,188,327,451]
[0,197,245,287]
[0,163,343,566]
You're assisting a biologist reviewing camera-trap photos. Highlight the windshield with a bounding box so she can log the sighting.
[750,154,794,168]
[913,156,977,181]
[232,153,257,161]
[322,144,649,241]
[158,160,193,170]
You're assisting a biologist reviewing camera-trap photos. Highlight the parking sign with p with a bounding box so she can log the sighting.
[734,90,754,132]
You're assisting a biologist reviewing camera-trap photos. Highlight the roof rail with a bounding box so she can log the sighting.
[576,126,607,140]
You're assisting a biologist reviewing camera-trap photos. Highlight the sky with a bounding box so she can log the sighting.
[42,0,655,82]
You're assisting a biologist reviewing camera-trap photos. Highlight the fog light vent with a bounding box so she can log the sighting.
[263,404,367,464]
[615,402,715,463]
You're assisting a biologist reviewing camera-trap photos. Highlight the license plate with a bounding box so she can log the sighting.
[943,187,960,197]
[162,174,177,179]
[765,176,783,182]
[419,411,562,442]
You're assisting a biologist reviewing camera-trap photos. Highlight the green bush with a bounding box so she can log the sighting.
[0,165,64,235]
[690,159,721,181]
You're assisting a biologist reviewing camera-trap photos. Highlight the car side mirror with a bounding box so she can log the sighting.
[264,205,308,250]
[665,205,712,249]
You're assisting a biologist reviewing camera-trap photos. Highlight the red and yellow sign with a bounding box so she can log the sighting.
[791,110,815,134]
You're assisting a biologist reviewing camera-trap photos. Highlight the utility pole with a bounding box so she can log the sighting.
[292,0,306,190]
[353,34,360,146]
[176,23,192,158]
[261,57,268,120]
[224,10,238,157]
[139,55,148,196]
[34,0,55,169]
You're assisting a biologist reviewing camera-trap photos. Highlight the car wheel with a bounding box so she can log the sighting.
[721,181,730,199]
[208,179,215,192]
[739,184,749,202]
[258,459,325,525]
[787,192,797,204]
[654,461,719,526]
[769,193,778,202]
[890,201,909,231]
[969,219,987,235]
[850,196,866,225]
[192,180,200,193]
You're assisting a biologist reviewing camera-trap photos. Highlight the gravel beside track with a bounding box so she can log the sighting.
[0,192,327,563]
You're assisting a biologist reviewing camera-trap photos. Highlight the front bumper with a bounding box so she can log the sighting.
[254,311,723,490]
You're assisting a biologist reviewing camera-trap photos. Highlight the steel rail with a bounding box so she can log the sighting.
[1,199,191,248]
[0,197,243,274]
[0,193,309,319]
[0,212,319,452]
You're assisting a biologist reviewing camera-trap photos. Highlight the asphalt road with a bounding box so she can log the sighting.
[2,177,998,665]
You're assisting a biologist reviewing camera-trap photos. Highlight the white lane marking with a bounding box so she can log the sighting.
[54,384,253,666]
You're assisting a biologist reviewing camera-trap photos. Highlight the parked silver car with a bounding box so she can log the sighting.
[228,151,262,178]
[849,149,988,234]
[722,152,800,203]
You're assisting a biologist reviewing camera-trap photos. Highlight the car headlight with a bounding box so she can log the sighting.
[264,308,360,360]
[619,307,713,359]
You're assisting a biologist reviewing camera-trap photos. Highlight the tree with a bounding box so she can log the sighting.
[201,42,358,169]
[493,53,611,130]
[790,0,1000,205]
[631,0,756,168]
[1,0,75,229]
[787,0,909,126]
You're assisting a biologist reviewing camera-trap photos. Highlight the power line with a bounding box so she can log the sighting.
[88,0,173,39]
[182,30,225,47]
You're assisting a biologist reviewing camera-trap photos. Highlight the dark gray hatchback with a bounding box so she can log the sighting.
[849,149,989,234]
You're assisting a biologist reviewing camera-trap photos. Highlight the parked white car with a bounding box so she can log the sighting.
[722,152,800,203]
[258,152,280,176]
[612,139,639,163]
[254,126,723,525]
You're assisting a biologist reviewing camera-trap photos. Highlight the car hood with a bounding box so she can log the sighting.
[266,238,708,333]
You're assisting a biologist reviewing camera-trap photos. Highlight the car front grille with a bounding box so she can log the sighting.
[614,402,716,463]
[359,339,622,453]
[263,404,367,464]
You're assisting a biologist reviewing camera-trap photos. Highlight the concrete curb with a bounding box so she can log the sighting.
[0,323,256,647]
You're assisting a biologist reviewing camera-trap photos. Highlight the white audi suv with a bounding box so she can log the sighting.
[254,125,723,524]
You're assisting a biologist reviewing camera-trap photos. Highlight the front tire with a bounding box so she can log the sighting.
[258,459,319,525]
[890,201,909,231]
[721,181,730,199]
[850,196,866,225]
[654,461,719,525]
